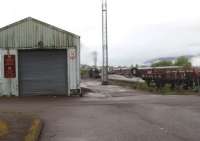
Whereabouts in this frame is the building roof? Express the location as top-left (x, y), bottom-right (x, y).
top-left (0, 17), bottom-right (79, 38)
top-left (0, 17), bottom-right (80, 49)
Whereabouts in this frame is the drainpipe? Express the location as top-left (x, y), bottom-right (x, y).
top-left (6, 49), bottom-right (12, 96)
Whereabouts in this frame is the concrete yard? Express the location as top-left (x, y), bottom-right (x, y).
top-left (0, 79), bottom-right (200, 141)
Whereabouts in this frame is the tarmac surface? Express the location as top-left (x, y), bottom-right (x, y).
top-left (0, 79), bottom-right (200, 141)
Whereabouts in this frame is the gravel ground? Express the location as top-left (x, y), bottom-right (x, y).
top-left (0, 79), bottom-right (199, 141)
top-left (109, 74), bottom-right (145, 83)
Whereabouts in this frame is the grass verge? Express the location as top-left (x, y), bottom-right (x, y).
top-left (24, 118), bottom-right (43, 141)
top-left (109, 79), bottom-right (199, 95)
top-left (0, 119), bottom-right (9, 138)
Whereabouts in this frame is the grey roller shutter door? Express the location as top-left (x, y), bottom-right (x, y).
top-left (19, 50), bottom-right (67, 96)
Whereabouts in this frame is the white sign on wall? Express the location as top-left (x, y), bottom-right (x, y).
top-left (69, 48), bottom-right (76, 60)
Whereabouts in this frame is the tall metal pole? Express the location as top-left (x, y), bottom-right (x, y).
top-left (102, 0), bottom-right (109, 85)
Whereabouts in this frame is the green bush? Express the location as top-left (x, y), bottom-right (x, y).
top-left (80, 69), bottom-right (88, 77)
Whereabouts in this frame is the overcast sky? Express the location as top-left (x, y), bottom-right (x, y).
top-left (1, 0), bottom-right (200, 66)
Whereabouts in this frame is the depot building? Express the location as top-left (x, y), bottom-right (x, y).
top-left (0, 17), bottom-right (80, 96)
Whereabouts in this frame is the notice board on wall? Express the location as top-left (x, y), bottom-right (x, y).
top-left (4, 55), bottom-right (16, 78)
top-left (69, 48), bottom-right (76, 60)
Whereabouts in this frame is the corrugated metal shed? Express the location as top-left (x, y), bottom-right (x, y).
top-left (0, 17), bottom-right (80, 49)
top-left (0, 17), bottom-right (81, 96)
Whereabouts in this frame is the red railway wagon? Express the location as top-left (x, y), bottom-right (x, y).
top-left (131, 66), bottom-right (200, 90)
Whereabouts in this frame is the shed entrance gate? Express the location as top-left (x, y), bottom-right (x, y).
top-left (18, 50), bottom-right (67, 96)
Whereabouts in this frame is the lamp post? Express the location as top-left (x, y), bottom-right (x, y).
top-left (102, 0), bottom-right (109, 85)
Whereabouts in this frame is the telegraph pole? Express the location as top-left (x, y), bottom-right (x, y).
top-left (102, 0), bottom-right (109, 85)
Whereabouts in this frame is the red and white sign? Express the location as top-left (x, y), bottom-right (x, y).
top-left (4, 55), bottom-right (16, 78)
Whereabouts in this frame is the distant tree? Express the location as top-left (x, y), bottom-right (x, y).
top-left (151, 61), bottom-right (173, 67)
top-left (174, 56), bottom-right (191, 68)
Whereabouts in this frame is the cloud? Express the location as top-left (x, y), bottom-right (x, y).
top-left (1, 0), bottom-right (200, 66)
